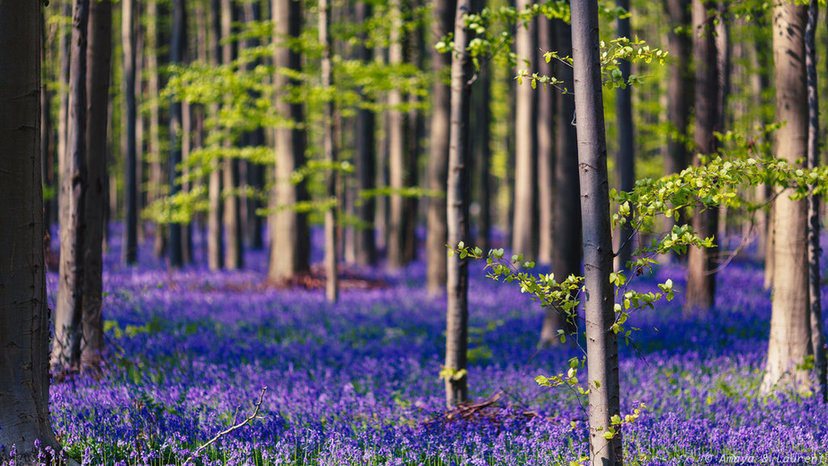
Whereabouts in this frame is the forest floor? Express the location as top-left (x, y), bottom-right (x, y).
top-left (47, 225), bottom-right (828, 465)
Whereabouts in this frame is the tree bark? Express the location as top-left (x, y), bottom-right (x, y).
top-left (0, 3), bottom-right (62, 461)
top-left (540, 19), bottom-right (581, 346)
top-left (426, 0), bottom-right (455, 294)
top-left (222, 0), bottom-right (244, 270)
top-left (168, 0), bottom-right (186, 268)
top-left (684, 0), bottom-right (720, 313)
top-left (387, 0), bottom-right (409, 269)
top-left (320, 0), bottom-right (339, 302)
top-left (54, 0), bottom-right (90, 371)
top-left (512, 1), bottom-right (538, 259)
top-left (147, 0), bottom-right (166, 260)
top-left (82, 0), bottom-right (111, 371)
top-left (269, 0), bottom-right (311, 281)
top-left (615, 0), bottom-right (634, 272)
top-left (57, 0), bottom-right (72, 232)
top-left (122, 0), bottom-right (138, 264)
top-left (571, 2), bottom-right (623, 463)
top-left (762, 1), bottom-right (811, 394)
top-left (536, 16), bottom-right (555, 265)
top-left (445, 0), bottom-right (474, 407)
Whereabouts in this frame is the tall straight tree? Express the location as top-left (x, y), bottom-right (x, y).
top-left (387, 0), bottom-right (410, 269)
top-left (208, 0), bottom-right (224, 271)
top-left (445, 0), bottom-right (474, 407)
top-left (0, 2), bottom-right (62, 461)
top-left (122, 0), bottom-right (138, 264)
top-left (571, 1), bottom-right (623, 462)
top-left (270, 0), bottom-right (311, 281)
top-left (615, 0), bottom-right (634, 271)
top-left (536, 15), bottom-right (555, 265)
top-left (684, 0), bottom-right (719, 313)
top-left (168, 0), bottom-right (187, 268)
top-left (763, 1), bottom-right (811, 393)
top-left (222, 0), bottom-right (244, 269)
top-left (426, 0), bottom-right (456, 294)
top-left (54, 0), bottom-right (90, 371)
top-left (805, 0), bottom-right (826, 401)
top-left (320, 0), bottom-right (338, 302)
top-left (512, 0), bottom-right (538, 259)
top-left (540, 18), bottom-right (581, 346)
top-left (83, 0), bottom-right (112, 370)
top-left (354, 1), bottom-right (378, 266)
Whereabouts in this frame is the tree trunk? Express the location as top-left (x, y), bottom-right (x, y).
top-left (54, 0), bottom-right (90, 371)
top-left (684, 0), bottom-right (720, 313)
top-left (41, 13), bottom-right (56, 232)
top-left (615, 0), bottom-right (634, 272)
top-left (512, 0), bottom-right (538, 259)
top-left (354, 1), bottom-right (378, 266)
top-left (168, 0), bottom-right (186, 268)
top-left (536, 16), bottom-right (555, 265)
top-left (122, 0), bottom-right (138, 264)
top-left (540, 19), bottom-right (581, 346)
top-left (762, 1), bottom-right (811, 394)
top-left (426, 0), bottom-right (455, 294)
top-left (222, 0), bottom-right (243, 270)
top-left (445, 0), bottom-right (474, 408)
top-left (207, 0), bottom-right (224, 271)
top-left (475, 58), bottom-right (492, 254)
top-left (147, 0), bottom-right (166, 260)
top-left (0, 3), bottom-right (62, 462)
top-left (82, 0), bottom-right (111, 372)
top-left (387, 0), bottom-right (408, 269)
top-left (571, 2), bottom-right (623, 463)
top-left (242, 1), bottom-right (265, 251)
top-left (805, 0), bottom-right (826, 402)
top-left (269, 0), bottom-right (311, 281)
top-left (57, 0), bottom-right (72, 232)
top-left (320, 0), bottom-right (339, 302)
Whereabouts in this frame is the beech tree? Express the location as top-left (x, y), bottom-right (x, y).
top-left (320, 0), bottom-right (339, 302)
top-left (615, 0), bottom-right (634, 272)
top-left (0, 2), bottom-right (62, 461)
top-left (168, 0), bottom-right (187, 268)
top-left (122, 0), bottom-right (138, 265)
top-left (763, 0), bottom-right (811, 394)
top-left (571, 1), bottom-right (623, 462)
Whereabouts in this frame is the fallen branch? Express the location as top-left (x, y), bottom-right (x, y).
top-left (182, 386), bottom-right (267, 466)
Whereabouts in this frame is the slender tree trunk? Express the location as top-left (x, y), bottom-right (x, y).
top-left (0, 3), bottom-right (62, 462)
top-left (571, 2), bottom-right (623, 463)
top-left (207, 1), bottom-right (224, 271)
top-left (475, 59), bottom-right (492, 254)
top-left (222, 0), bottom-right (243, 269)
top-left (269, 0), bottom-right (311, 281)
top-left (57, 0), bottom-right (72, 228)
top-left (445, 0), bottom-right (474, 408)
top-left (512, 0), bottom-right (538, 259)
top-left (426, 0), bottom-right (455, 294)
top-left (615, 0), bottom-right (634, 272)
top-left (387, 0), bottom-right (408, 269)
top-left (319, 0), bottom-right (339, 302)
top-left (684, 0), bottom-right (720, 313)
top-left (168, 0), bottom-right (186, 268)
top-left (805, 0), bottom-right (826, 402)
top-left (536, 16), bottom-right (554, 265)
top-left (82, 0), bottom-right (111, 372)
top-left (242, 1), bottom-right (265, 251)
top-left (541, 19), bottom-right (581, 346)
top-left (355, 1), bottom-right (378, 266)
top-left (762, 1), bottom-right (811, 394)
top-left (147, 0), bottom-right (166, 259)
top-left (122, 0), bottom-right (138, 264)
top-left (41, 14), bottom-right (55, 233)
top-left (54, 0), bottom-right (90, 371)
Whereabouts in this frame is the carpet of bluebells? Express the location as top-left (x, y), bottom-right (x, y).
top-left (45, 226), bottom-right (828, 465)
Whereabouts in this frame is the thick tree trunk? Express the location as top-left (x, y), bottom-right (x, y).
top-left (320, 0), bottom-right (339, 302)
top-left (445, 0), bottom-right (474, 407)
top-left (615, 0), bottom-right (634, 272)
top-left (269, 0), bottom-right (311, 281)
top-left (512, 0), bottom-right (538, 259)
top-left (354, 2), bottom-right (378, 266)
top-left (762, 1), bottom-right (811, 394)
top-left (82, 0), bottom-right (111, 371)
top-left (571, 3), bottom-right (623, 463)
top-left (540, 19), bottom-right (581, 346)
top-left (122, 0), bottom-right (138, 264)
top-left (536, 16), bottom-right (554, 265)
top-left (222, 0), bottom-right (244, 270)
top-left (805, 0), bottom-right (826, 402)
top-left (54, 0), bottom-right (90, 371)
top-left (426, 0), bottom-right (455, 294)
top-left (168, 0), bottom-right (186, 267)
top-left (387, 0), bottom-right (408, 269)
top-left (684, 0), bottom-right (720, 313)
top-left (0, 3), bottom-right (61, 462)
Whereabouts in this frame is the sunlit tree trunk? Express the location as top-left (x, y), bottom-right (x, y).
top-left (207, 0), bottom-right (225, 271)
top-left (57, 0), bottom-right (71, 230)
top-left (571, 2), bottom-right (623, 463)
top-left (122, 0), bottom-right (138, 264)
top-left (445, 0), bottom-right (474, 407)
top-left (0, 4), bottom-right (61, 459)
top-left (684, 0), bottom-right (719, 313)
top-left (387, 0), bottom-right (408, 269)
top-left (269, 0), bottom-right (311, 281)
top-left (762, 0), bottom-right (811, 394)
top-left (222, 0), bottom-right (243, 270)
top-left (320, 0), bottom-right (339, 302)
top-left (54, 0), bottom-right (90, 371)
top-left (426, 0), bottom-right (455, 294)
top-left (82, 0), bottom-right (111, 371)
